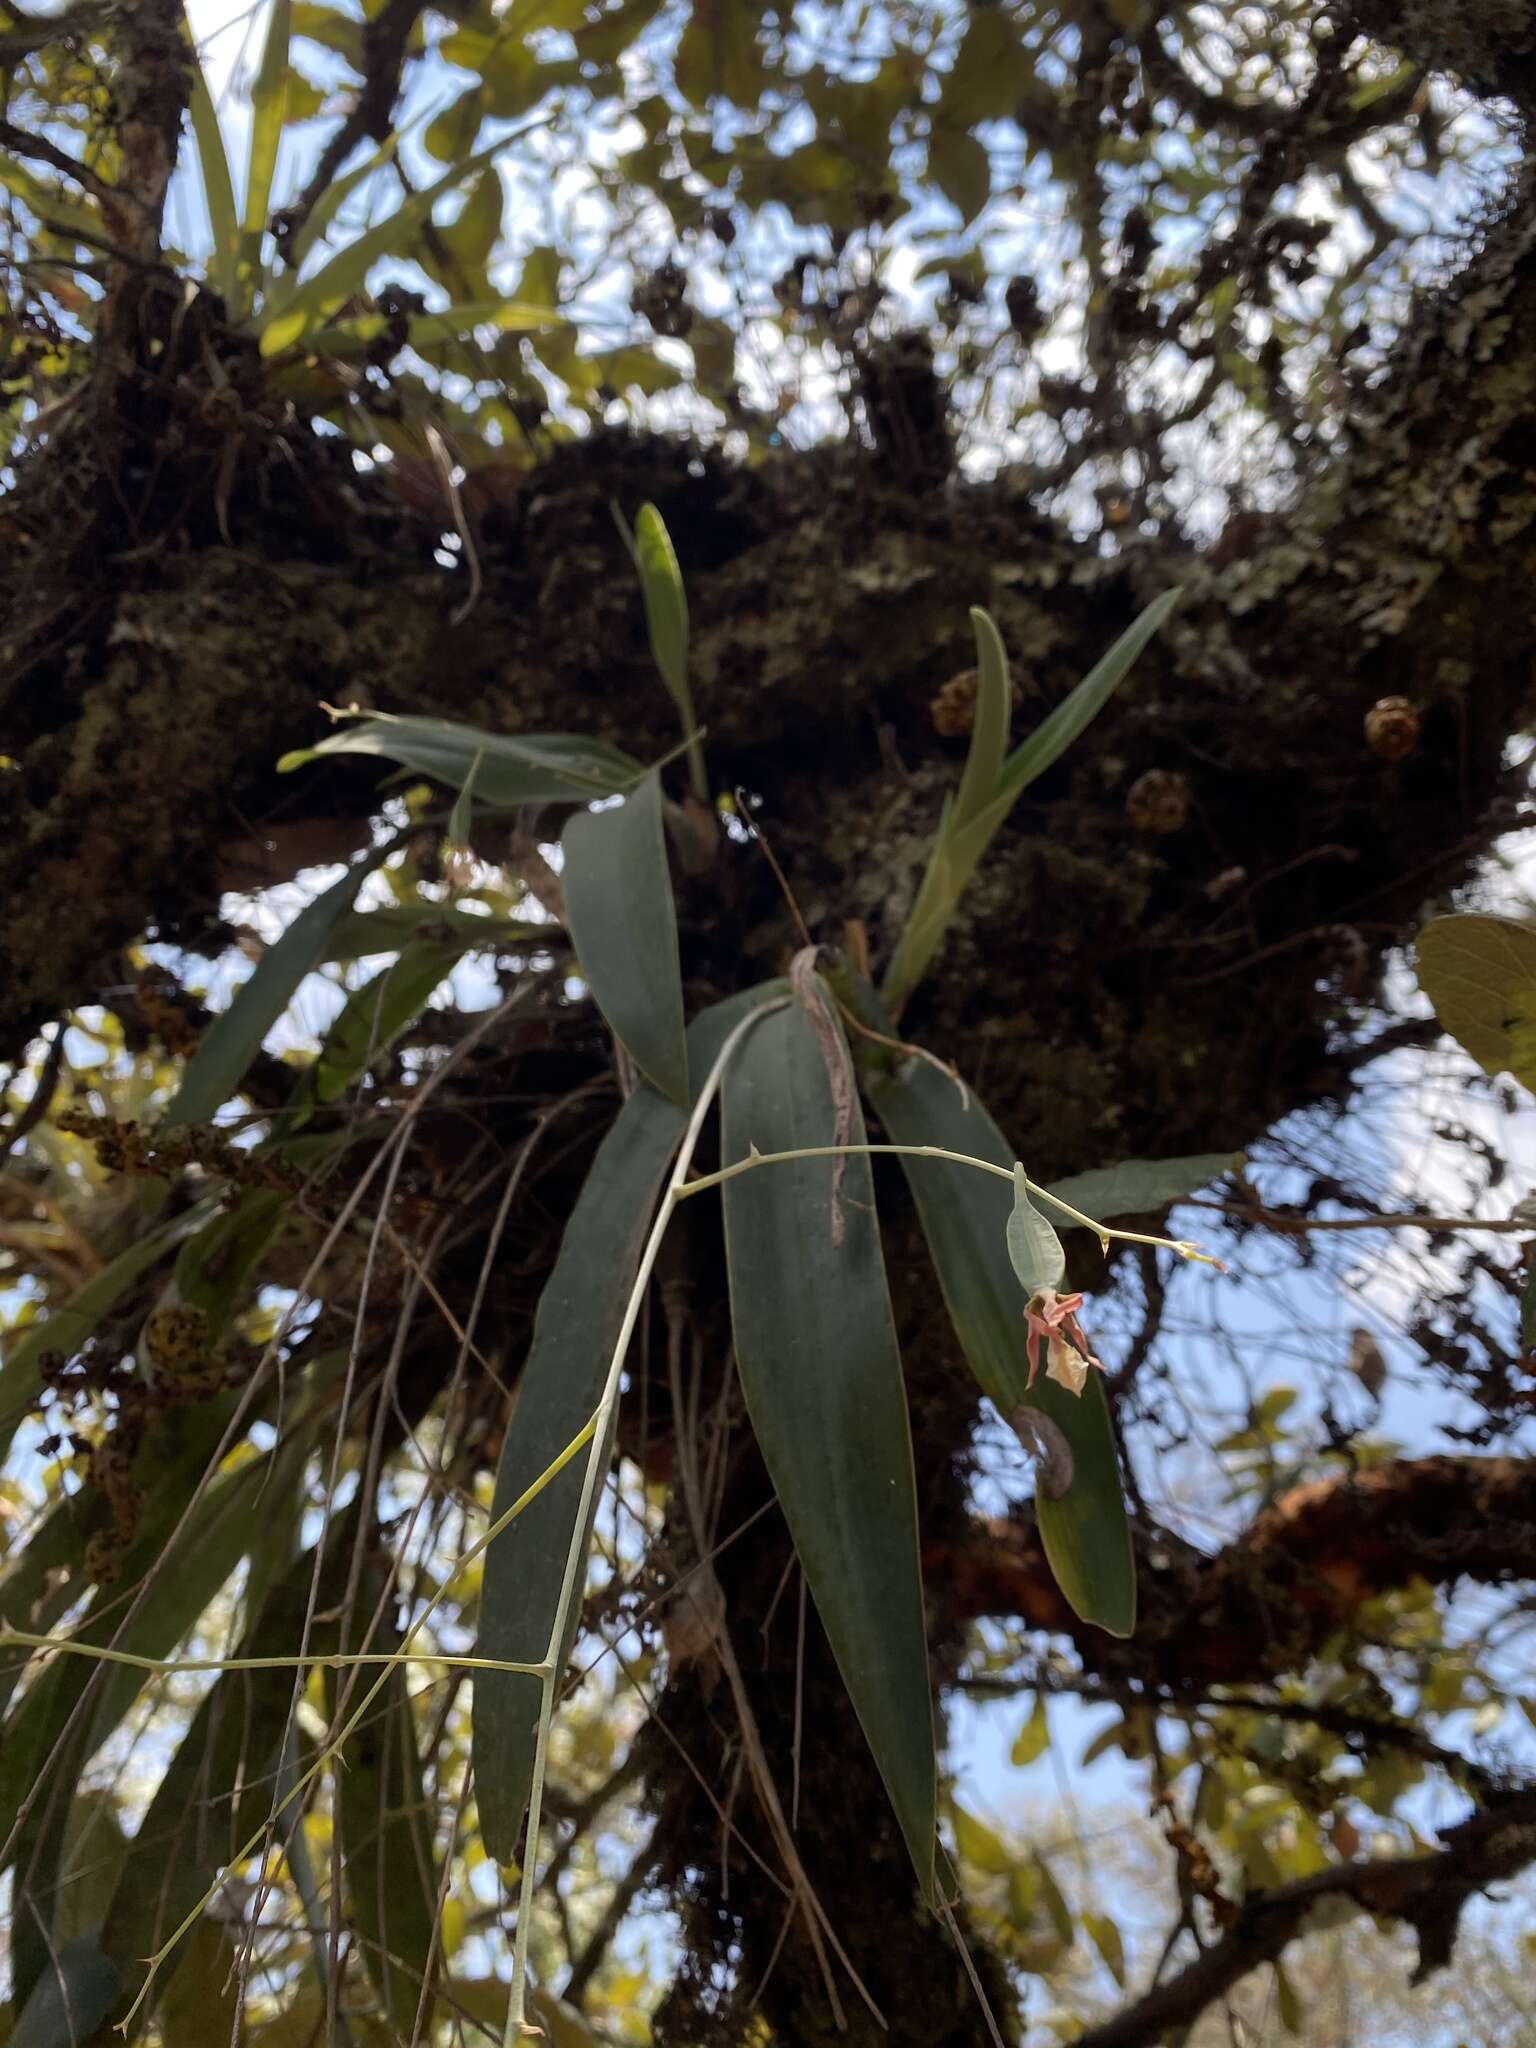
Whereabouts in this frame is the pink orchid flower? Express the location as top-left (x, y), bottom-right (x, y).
top-left (1023, 1288), bottom-right (1104, 1397)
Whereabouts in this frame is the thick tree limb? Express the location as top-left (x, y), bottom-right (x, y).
top-left (929, 1455), bottom-right (1536, 1684)
top-left (1072, 1787), bottom-right (1536, 2048)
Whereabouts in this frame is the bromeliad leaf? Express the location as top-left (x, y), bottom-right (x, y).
top-left (563, 771), bottom-right (688, 1105)
top-left (1008, 1165), bottom-right (1066, 1296)
top-left (721, 998), bottom-right (937, 1899)
top-left (865, 1054), bottom-right (1136, 1637)
top-left (278, 710), bottom-right (642, 807)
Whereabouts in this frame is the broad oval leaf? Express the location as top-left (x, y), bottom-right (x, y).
top-left (278, 710), bottom-right (641, 808)
top-left (563, 772), bottom-right (688, 1105)
top-left (473, 988), bottom-right (779, 1861)
top-left (865, 1055), bottom-right (1136, 1637)
top-left (722, 999), bottom-right (937, 1899)
top-left (1416, 912), bottom-right (1536, 1087)
top-left (1008, 1165), bottom-right (1066, 1295)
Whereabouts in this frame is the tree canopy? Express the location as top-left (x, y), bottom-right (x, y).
top-left (1, 3), bottom-right (1535, 2046)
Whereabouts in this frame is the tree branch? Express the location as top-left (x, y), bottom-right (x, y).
top-left (929, 1456), bottom-right (1536, 1685)
top-left (1073, 1788), bottom-right (1536, 2048)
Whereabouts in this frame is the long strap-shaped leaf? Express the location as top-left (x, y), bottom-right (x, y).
top-left (327, 1565), bottom-right (441, 2037)
top-left (563, 770), bottom-right (689, 1105)
top-left (866, 1056), bottom-right (1137, 1638)
top-left (473, 987), bottom-right (779, 1860)
top-left (722, 1000), bottom-right (937, 1900)
top-left (162, 848), bottom-right (383, 1130)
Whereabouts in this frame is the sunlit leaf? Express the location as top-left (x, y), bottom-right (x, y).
top-left (1416, 912), bottom-right (1536, 1087)
top-left (184, 33), bottom-right (241, 307)
top-left (243, 0), bottom-right (292, 256)
top-left (1083, 1909), bottom-right (1126, 1986)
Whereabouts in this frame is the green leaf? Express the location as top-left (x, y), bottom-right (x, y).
top-left (1008, 1164), bottom-right (1066, 1296)
top-left (563, 773), bottom-right (688, 1105)
top-left (722, 1001), bottom-right (937, 1899)
top-left (941, 9), bottom-right (1025, 125)
top-left (0, 1202), bottom-right (216, 1465)
top-left (243, 0), bottom-right (292, 253)
top-left (271, 121), bottom-right (417, 291)
top-left (449, 746), bottom-right (484, 847)
top-left (954, 607), bottom-right (1011, 827)
top-left (262, 138), bottom-right (505, 343)
top-left (1416, 912), bottom-right (1536, 1087)
top-left (971, 585), bottom-right (1182, 843)
top-left (864, 1055), bottom-right (1136, 1636)
top-left (174, 1187), bottom-right (289, 1326)
top-left (325, 902), bottom-right (546, 958)
top-left (883, 588), bottom-right (1179, 1010)
top-left (473, 988), bottom-right (778, 1859)
top-left (2, 1445), bottom-right (280, 2012)
top-left (290, 298), bottom-right (561, 361)
top-left (97, 1530), bottom-right (351, 2017)
top-left (1042, 1152), bottom-right (1236, 1223)
top-left (950, 1799), bottom-right (1012, 1875)
top-left (161, 851), bottom-right (380, 1130)
top-left (1274, 1959), bottom-right (1303, 2034)
top-left (439, 166), bottom-right (504, 289)
top-left (309, 936), bottom-right (465, 1104)
top-left (1011, 1696), bottom-right (1049, 1766)
top-left (632, 502), bottom-right (689, 706)
top-left (674, 0), bottom-right (766, 107)
top-left (277, 710), bottom-right (641, 807)
top-left (9, 1933), bottom-right (122, 2048)
top-left (328, 1567), bottom-right (440, 2036)
top-left (184, 33), bottom-right (241, 307)
top-left (1083, 1909), bottom-right (1126, 1987)
top-left (1034, 1853), bottom-right (1074, 1944)
top-left (928, 126), bottom-right (991, 222)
